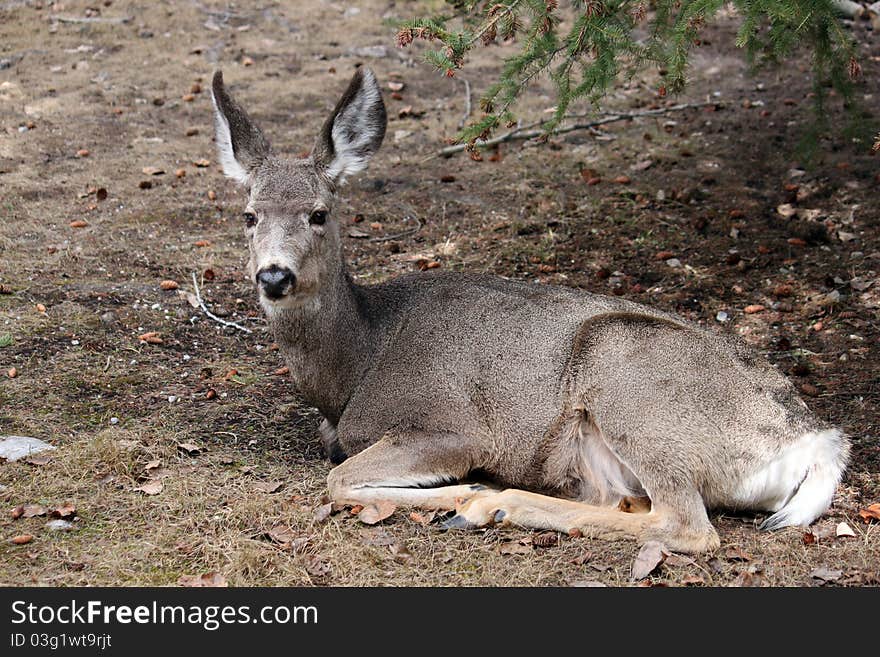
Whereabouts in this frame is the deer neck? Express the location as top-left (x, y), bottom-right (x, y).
top-left (267, 258), bottom-right (374, 424)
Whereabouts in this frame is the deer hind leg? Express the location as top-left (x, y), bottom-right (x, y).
top-left (447, 487), bottom-right (719, 554)
top-left (327, 437), bottom-right (496, 511)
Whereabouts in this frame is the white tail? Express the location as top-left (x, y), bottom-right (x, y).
top-left (759, 429), bottom-right (849, 530)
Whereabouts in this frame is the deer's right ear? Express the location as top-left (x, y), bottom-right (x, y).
top-left (211, 71), bottom-right (270, 185)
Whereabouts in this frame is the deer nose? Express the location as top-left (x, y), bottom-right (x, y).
top-left (256, 266), bottom-right (296, 299)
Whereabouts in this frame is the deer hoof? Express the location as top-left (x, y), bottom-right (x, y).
top-left (440, 514), bottom-right (478, 531)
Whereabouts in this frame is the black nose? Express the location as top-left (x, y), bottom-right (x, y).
top-left (256, 266), bottom-right (295, 299)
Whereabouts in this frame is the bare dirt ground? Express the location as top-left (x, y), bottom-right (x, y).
top-left (0, 1), bottom-right (878, 586)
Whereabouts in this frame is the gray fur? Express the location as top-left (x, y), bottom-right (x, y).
top-left (211, 69), bottom-right (849, 552)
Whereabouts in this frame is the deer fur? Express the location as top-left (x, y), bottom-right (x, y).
top-left (210, 68), bottom-right (849, 553)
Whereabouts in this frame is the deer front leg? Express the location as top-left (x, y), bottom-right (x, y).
top-left (327, 436), bottom-right (496, 511)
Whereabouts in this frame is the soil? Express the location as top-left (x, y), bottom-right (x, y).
top-left (0, 1), bottom-right (877, 586)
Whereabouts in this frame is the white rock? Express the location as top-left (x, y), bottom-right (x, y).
top-left (0, 436), bottom-right (56, 462)
top-left (46, 519), bottom-right (75, 532)
top-left (665, 258), bottom-right (682, 268)
top-left (716, 311), bottom-right (729, 323)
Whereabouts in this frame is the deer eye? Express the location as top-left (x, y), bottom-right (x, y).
top-left (243, 212), bottom-right (257, 228)
top-left (309, 209), bottom-right (328, 226)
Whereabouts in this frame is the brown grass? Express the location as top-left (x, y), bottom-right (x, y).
top-left (1, 0), bottom-right (878, 586)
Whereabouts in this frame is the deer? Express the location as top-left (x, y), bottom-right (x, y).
top-left (210, 67), bottom-right (849, 553)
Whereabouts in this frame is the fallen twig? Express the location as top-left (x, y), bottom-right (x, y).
top-left (49, 14), bottom-right (133, 24)
top-left (191, 273), bottom-right (252, 333)
top-left (370, 214), bottom-right (422, 243)
top-left (437, 102), bottom-right (719, 157)
top-left (457, 78), bottom-right (472, 130)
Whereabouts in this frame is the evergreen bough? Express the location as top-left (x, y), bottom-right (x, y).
top-left (396, 1), bottom-right (861, 149)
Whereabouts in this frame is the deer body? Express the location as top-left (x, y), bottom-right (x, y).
top-left (212, 68), bottom-right (848, 553)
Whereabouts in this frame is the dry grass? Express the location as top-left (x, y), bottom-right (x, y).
top-left (1, 0), bottom-right (878, 586)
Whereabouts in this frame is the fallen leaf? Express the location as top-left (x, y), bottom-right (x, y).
top-left (144, 459), bottom-right (161, 471)
top-left (664, 553), bottom-right (696, 568)
top-left (192, 159), bottom-right (211, 168)
top-left (178, 572), bottom-right (227, 587)
top-left (569, 580), bottom-right (607, 587)
top-left (858, 503), bottom-right (880, 523)
top-left (654, 250), bottom-right (675, 261)
top-left (272, 366), bottom-right (289, 376)
top-left (160, 280), bottom-right (179, 291)
top-left (387, 81), bottom-right (405, 92)
top-left (178, 290), bottom-right (200, 308)
top-left (11, 534), bottom-right (34, 545)
top-left (732, 570), bottom-right (762, 587)
top-left (499, 541), bottom-right (533, 556)
top-left (612, 175), bottom-right (631, 184)
top-left (175, 168), bottom-right (186, 178)
top-left (142, 166), bottom-right (165, 176)
top-left (135, 480), bottom-right (163, 495)
top-left (358, 501), bottom-right (397, 525)
top-left (176, 442), bottom-right (202, 456)
top-left (569, 551), bottom-right (593, 566)
top-left (24, 453), bottom-right (53, 466)
top-left (22, 504), bottom-right (47, 518)
top-left (632, 541), bottom-right (667, 580)
top-left (7, 367), bottom-right (17, 378)
top-left (266, 525), bottom-right (297, 544)
top-left (409, 511), bottom-right (436, 525)
top-left (835, 522), bottom-right (855, 538)
top-left (306, 557), bottom-right (331, 578)
top-left (69, 220), bottom-right (88, 228)
top-left (11, 506), bottom-right (24, 519)
top-left (744, 304), bottom-right (765, 314)
top-left (254, 480), bottom-right (283, 494)
top-left (724, 546), bottom-right (751, 562)
top-left (810, 567), bottom-right (842, 583)
top-left (50, 502), bottom-right (76, 519)
top-left (313, 502), bottom-right (334, 523)
top-left (389, 543), bottom-right (412, 563)
top-left (193, 239), bottom-right (211, 247)
top-left (680, 574), bottom-right (705, 586)
top-left (76, 149), bottom-right (90, 157)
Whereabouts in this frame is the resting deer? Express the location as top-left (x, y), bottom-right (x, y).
top-left (210, 68), bottom-right (848, 553)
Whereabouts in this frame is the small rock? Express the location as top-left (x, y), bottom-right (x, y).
top-left (100, 311), bottom-right (117, 325)
top-left (715, 311), bottom-right (729, 323)
top-left (46, 519), bottom-right (75, 532)
top-left (665, 258), bottom-right (682, 268)
top-left (0, 436), bottom-right (56, 462)
top-left (110, 417), bottom-right (119, 425)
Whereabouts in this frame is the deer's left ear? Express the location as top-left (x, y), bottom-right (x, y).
top-left (313, 67), bottom-right (386, 184)
top-left (211, 70), bottom-right (271, 185)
